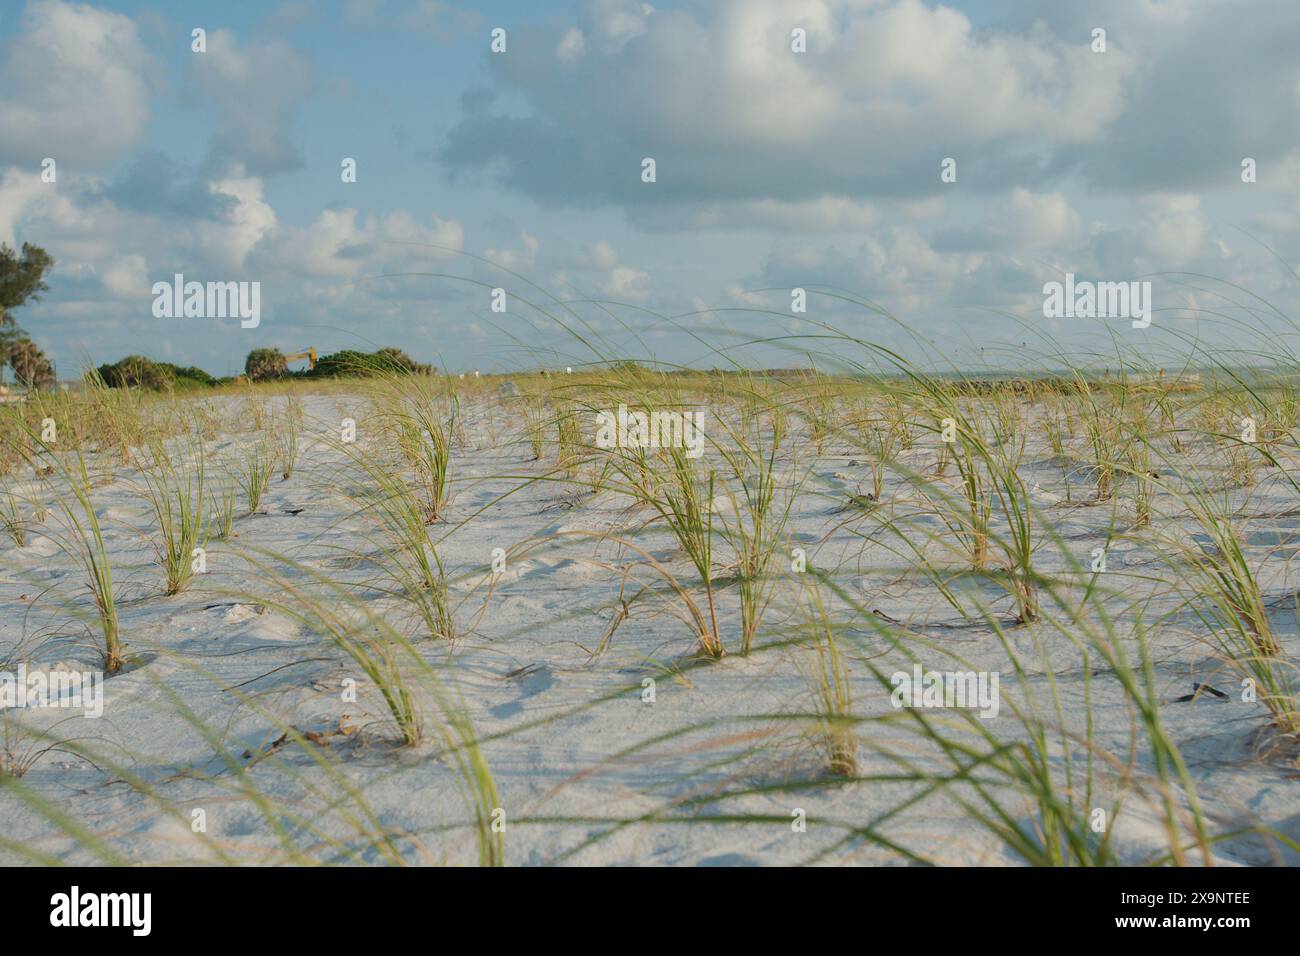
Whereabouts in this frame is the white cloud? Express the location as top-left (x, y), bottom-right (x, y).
top-left (2, 161), bottom-right (466, 368)
top-left (100, 254), bottom-right (149, 300)
top-left (450, 0), bottom-right (1138, 206)
top-left (566, 241), bottom-right (651, 300)
top-left (557, 27), bottom-right (586, 62)
top-left (199, 174), bottom-right (278, 272)
top-left (0, 168), bottom-right (53, 248)
top-left (726, 287), bottom-right (772, 307)
top-left (0, 0), bottom-right (155, 168)
top-left (1136, 194), bottom-right (1209, 267)
top-left (590, 0), bottom-right (654, 50)
top-left (604, 264), bottom-right (649, 300)
top-left (485, 231), bottom-right (540, 272)
top-left (898, 197), bottom-right (946, 222)
top-left (192, 30), bottom-right (313, 175)
top-left (578, 241), bottom-right (619, 270)
top-left (1005, 189), bottom-right (1081, 249)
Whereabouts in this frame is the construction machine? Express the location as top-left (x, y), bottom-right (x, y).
top-left (284, 348), bottom-right (318, 370)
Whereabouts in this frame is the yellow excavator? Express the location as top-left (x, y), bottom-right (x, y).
top-left (284, 348), bottom-right (317, 370)
top-left (235, 348), bottom-right (317, 383)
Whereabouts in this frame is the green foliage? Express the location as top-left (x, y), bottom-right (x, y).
top-left (94, 357), bottom-right (217, 391)
top-left (245, 348), bottom-right (287, 382)
top-left (172, 365), bottom-right (218, 388)
top-left (92, 347), bottom-right (429, 392)
top-left (309, 347), bottom-right (430, 378)
top-left (7, 338), bottom-right (56, 389)
top-left (0, 242), bottom-right (55, 380)
top-left (96, 355), bottom-right (175, 391)
top-left (0, 242), bottom-right (53, 327)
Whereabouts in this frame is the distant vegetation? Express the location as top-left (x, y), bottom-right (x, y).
top-left (243, 346), bottom-right (430, 382)
top-left (0, 241), bottom-right (56, 389)
top-left (244, 348), bottom-right (288, 381)
top-left (93, 346), bottom-right (432, 390)
top-left (310, 347), bottom-right (431, 379)
top-left (95, 356), bottom-right (220, 391)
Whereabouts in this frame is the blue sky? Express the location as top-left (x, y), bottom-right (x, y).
top-left (3, 0), bottom-right (1300, 376)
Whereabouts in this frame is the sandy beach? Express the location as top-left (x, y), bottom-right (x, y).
top-left (1, 375), bottom-right (1295, 866)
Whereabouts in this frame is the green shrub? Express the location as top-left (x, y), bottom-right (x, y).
top-left (97, 355), bottom-right (173, 390)
top-left (245, 348), bottom-right (287, 382)
top-left (309, 347), bottom-right (430, 378)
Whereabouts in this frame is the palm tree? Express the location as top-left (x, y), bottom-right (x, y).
top-left (245, 348), bottom-right (288, 381)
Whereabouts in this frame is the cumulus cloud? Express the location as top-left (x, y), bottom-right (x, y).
top-left (577, 241), bottom-right (619, 271)
top-left (256, 208), bottom-right (464, 278)
top-left (192, 30), bottom-right (314, 176)
top-left (935, 189), bottom-right (1085, 253)
top-left (1134, 194), bottom-right (1210, 268)
top-left (589, 0), bottom-right (654, 51)
top-left (557, 27), bottom-right (586, 62)
top-left (0, 0), bottom-right (155, 168)
top-left (603, 263), bottom-right (650, 300)
top-left (0, 167), bottom-right (53, 248)
top-left (100, 254), bottom-right (149, 300)
top-left (7, 0), bottom-right (1300, 373)
top-left (557, 241), bottom-right (651, 301)
top-left (1036, 0), bottom-right (1300, 190)
top-left (484, 231), bottom-right (540, 272)
top-left (442, 0), bottom-right (1138, 212)
top-left (3, 158), bottom-right (468, 369)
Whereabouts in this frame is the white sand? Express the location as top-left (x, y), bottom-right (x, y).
top-left (1, 389), bottom-right (1296, 865)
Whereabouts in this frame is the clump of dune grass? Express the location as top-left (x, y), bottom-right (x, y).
top-left (0, 482), bottom-right (29, 547)
top-left (797, 580), bottom-right (857, 777)
top-left (231, 548), bottom-right (502, 862)
top-left (236, 441), bottom-right (274, 515)
top-left (24, 440), bottom-right (123, 673)
top-left (411, 393), bottom-right (457, 522)
top-left (1079, 381), bottom-right (1123, 502)
top-left (582, 391), bottom-right (729, 656)
top-left (1151, 481), bottom-right (1297, 737)
top-left (646, 442), bottom-right (724, 658)
top-left (937, 410), bottom-right (992, 571)
top-left (1124, 427), bottom-right (1155, 529)
top-left (1, 711), bottom-right (61, 779)
top-left (139, 436), bottom-right (208, 596)
top-left (251, 554), bottom-right (423, 746)
top-left (891, 376), bottom-right (1039, 622)
top-left (344, 442), bottom-right (456, 642)
top-left (555, 403), bottom-right (583, 478)
top-left (855, 403), bottom-right (898, 503)
top-left (525, 400), bottom-right (547, 461)
top-left (71, 367), bottom-right (149, 464)
top-left (377, 376), bottom-right (458, 523)
top-left (714, 402), bottom-right (799, 654)
top-left (1182, 492), bottom-right (1277, 655)
top-left (278, 396), bottom-right (303, 481)
top-left (242, 393), bottom-right (271, 433)
top-left (207, 480), bottom-right (237, 540)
